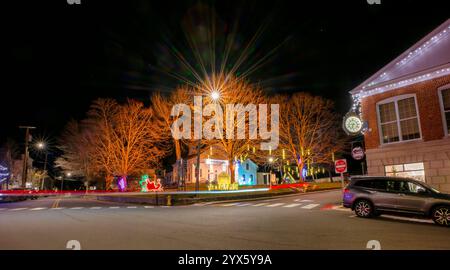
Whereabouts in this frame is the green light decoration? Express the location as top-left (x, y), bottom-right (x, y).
top-left (139, 174), bottom-right (150, 192)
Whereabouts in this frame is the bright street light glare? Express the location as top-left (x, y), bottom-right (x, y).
top-left (36, 141), bottom-right (45, 149)
top-left (211, 91), bottom-right (220, 101)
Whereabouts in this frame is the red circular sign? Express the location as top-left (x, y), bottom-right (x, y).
top-left (351, 147), bottom-right (365, 160)
top-left (335, 159), bottom-right (347, 173)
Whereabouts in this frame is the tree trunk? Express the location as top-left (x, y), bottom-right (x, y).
top-left (328, 167), bottom-right (333, 183)
top-left (229, 160), bottom-right (235, 184)
top-left (174, 139), bottom-right (181, 160)
top-left (175, 139), bottom-right (182, 189)
top-left (105, 175), bottom-right (114, 190)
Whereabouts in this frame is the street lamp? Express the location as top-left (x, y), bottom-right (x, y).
top-left (35, 141), bottom-right (48, 190)
top-left (211, 90), bottom-right (220, 101)
top-left (61, 172), bottom-right (71, 191)
top-left (194, 90), bottom-right (221, 193)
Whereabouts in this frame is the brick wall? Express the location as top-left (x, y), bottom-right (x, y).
top-left (361, 74), bottom-right (450, 149)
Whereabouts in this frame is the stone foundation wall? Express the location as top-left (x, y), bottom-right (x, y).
top-left (366, 137), bottom-right (450, 193)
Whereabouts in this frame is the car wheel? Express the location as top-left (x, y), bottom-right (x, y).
top-left (354, 200), bottom-right (373, 218)
top-left (432, 206), bottom-right (450, 227)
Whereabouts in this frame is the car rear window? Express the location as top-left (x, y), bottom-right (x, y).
top-left (353, 180), bottom-right (387, 190)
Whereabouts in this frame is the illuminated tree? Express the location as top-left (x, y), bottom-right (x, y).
top-left (87, 99), bottom-right (164, 190)
top-left (151, 86), bottom-right (194, 161)
top-left (195, 75), bottom-right (265, 183)
top-left (271, 93), bottom-right (346, 181)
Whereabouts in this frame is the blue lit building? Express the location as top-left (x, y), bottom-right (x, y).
top-left (235, 159), bottom-right (258, 186)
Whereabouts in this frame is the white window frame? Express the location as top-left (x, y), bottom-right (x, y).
top-left (438, 83), bottom-right (450, 137)
top-left (376, 94), bottom-right (422, 145)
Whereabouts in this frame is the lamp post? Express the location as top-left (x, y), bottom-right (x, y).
top-left (62, 172), bottom-right (71, 192)
top-left (19, 126), bottom-right (36, 188)
top-left (36, 141), bottom-right (48, 190)
top-left (195, 90), bottom-right (221, 193)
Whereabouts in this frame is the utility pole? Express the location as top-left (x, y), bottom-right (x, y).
top-left (40, 150), bottom-right (48, 190)
top-left (19, 126), bottom-right (36, 188)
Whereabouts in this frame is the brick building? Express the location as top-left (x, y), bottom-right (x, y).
top-left (350, 19), bottom-right (450, 192)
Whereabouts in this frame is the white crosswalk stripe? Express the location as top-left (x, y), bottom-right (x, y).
top-left (283, 203), bottom-right (302, 208)
top-left (144, 206), bottom-right (154, 208)
top-left (236, 203), bottom-right (252, 207)
top-left (10, 208), bottom-right (27, 211)
top-left (295, 199), bottom-right (313, 202)
top-left (221, 203), bottom-right (240, 207)
top-left (266, 203), bottom-right (285, 207)
top-left (30, 207), bottom-right (47, 211)
top-left (51, 207), bottom-right (64, 210)
top-left (127, 206), bottom-right (137, 209)
top-left (301, 203), bottom-right (320, 209)
top-left (0, 208), bottom-right (6, 211)
top-left (70, 207), bottom-right (84, 209)
top-left (90, 207), bottom-right (102, 209)
top-left (109, 206), bottom-right (120, 209)
top-left (330, 205), bottom-right (350, 212)
top-left (252, 203), bottom-right (269, 207)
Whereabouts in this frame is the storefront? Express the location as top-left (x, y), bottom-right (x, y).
top-left (345, 19), bottom-right (450, 193)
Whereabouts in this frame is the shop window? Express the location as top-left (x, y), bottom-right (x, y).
top-left (385, 162), bottom-right (425, 182)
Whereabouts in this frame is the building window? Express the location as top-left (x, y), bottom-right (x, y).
top-left (377, 95), bottom-right (421, 144)
top-left (439, 87), bottom-right (450, 135)
top-left (246, 163), bottom-right (249, 171)
top-left (385, 162), bottom-right (425, 182)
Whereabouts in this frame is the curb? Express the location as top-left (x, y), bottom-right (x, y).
top-left (91, 187), bottom-right (342, 206)
top-left (204, 188), bottom-right (342, 205)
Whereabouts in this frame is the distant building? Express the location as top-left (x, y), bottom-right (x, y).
top-left (172, 144), bottom-right (260, 185)
top-left (350, 19), bottom-right (450, 192)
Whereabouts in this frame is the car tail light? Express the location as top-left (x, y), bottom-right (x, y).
top-left (344, 188), bottom-right (350, 193)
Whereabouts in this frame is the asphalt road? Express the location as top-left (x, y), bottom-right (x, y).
top-left (0, 190), bottom-right (449, 250)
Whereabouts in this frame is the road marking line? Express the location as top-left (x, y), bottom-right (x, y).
top-left (0, 208), bottom-right (6, 211)
top-left (331, 205), bottom-right (350, 211)
top-left (301, 203), bottom-right (320, 209)
top-left (296, 199), bottom-right (313, 202)
top-left (52, 198), bottom-right (61, 209)
top-left (9, 208), bottom-right (27, 211)
top-left (51, 207), bottom-right (64, 210)
top-left (30, 207), bottom-right (47, 211)
top-left (266, 203), bottom-right (285, 207)
top-left (127, 206), bottom-right (137, 209)
top-left (109, 206), bottom-right (120, 209)
top-left (381, 215), bottom-right (434, 224)
top-left (70, 207), bottom-right (84, 209)
top-left (90, 207), bottom-right (102, 209)
top-left (252, 203), bottom-right (269, 207)
top-left (144, 206), bottom-right (154, 208)
top-left (283, 203), bottom-right (302, 208)
top-left (236, 203), bottom-right (252, 207)
top-left (220, 203), bottom-right (239, 207)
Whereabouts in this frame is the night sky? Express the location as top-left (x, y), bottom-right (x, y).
top-left (3, 0), bottom-right (449, 146)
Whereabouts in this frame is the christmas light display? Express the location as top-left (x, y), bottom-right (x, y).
top-left (117, 177), bottom-right (127, 192)
top-left (139, 174), bottom-right (163, 192)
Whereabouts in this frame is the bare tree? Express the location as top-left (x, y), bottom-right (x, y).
top-left (87, 99), bottom-right (164, 190)
top-left (151, 86), bottom-right (194, 160)
top-left (55, 120), bottom-right (96, 187)
top-left (271, 93), bottom-right (346, 181)
top-left (194, 76), bottom-right (265, 183)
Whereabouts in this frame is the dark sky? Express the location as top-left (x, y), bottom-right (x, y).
top-left (2, 0), bottom-right (449, 145)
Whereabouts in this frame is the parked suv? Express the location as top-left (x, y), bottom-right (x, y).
top-left (343, 176), bottom-right (450, 226)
